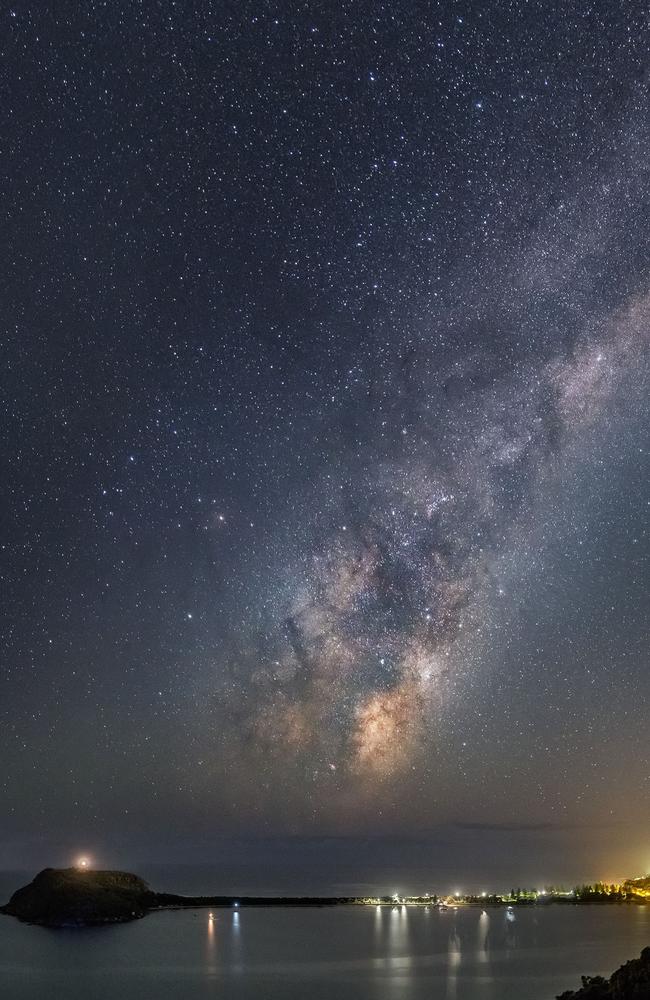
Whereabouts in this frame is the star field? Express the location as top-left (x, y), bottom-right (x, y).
top-left (1, 1), bottom-right (649, 880)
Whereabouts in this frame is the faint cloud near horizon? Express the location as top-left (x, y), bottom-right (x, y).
top-left (453, 820), bottom-right (624, 833)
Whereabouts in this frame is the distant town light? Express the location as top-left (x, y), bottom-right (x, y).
top-left (76, 856), bottom-right (91, 870)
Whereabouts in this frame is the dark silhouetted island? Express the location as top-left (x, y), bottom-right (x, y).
top-left (1, 868), bottom-right (156, 927)
top-left (557, 947), bottom-right (650, 999)
top-left (0, 868), bottom-right (359, 927)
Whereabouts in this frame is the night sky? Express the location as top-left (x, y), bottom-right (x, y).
top-left (1, 2), bottom-right (649, 892)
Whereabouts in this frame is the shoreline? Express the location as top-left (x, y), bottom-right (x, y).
top-left (2, 868), bottom-right (647, 929)
top-left (153, 896), bottom-right (646, 908)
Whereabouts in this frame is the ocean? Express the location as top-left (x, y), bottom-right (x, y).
top-left (1, 893), bottom-right (649, 999)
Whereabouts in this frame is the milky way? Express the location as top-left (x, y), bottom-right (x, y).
top-left (228, 114), bottom-right (650, 794)
top-left (242, 282), bottom-right (649, 789)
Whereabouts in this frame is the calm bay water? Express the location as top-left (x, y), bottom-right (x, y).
top-left (1, 903), bottom-right (649, 999)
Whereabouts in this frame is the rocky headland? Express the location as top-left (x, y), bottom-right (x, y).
top-left (557, 947), bottom-right (650, 999)
top-left (0, 868), bottom-right (354, 927)
top-left (0, 868), bottom-right (156, 927)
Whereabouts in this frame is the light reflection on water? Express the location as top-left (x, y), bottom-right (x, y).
top-left (1, 904), bottom-right (649, 1000)
top-left (477, 909), bottom-right (490, 965)
top-left (205, 911), bottom-right (217, 975)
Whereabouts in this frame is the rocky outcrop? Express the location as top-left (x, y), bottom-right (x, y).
top-left (0, 868), bottom-right (155, 927)
top-left (557, 946), bottom-right (650, 999)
